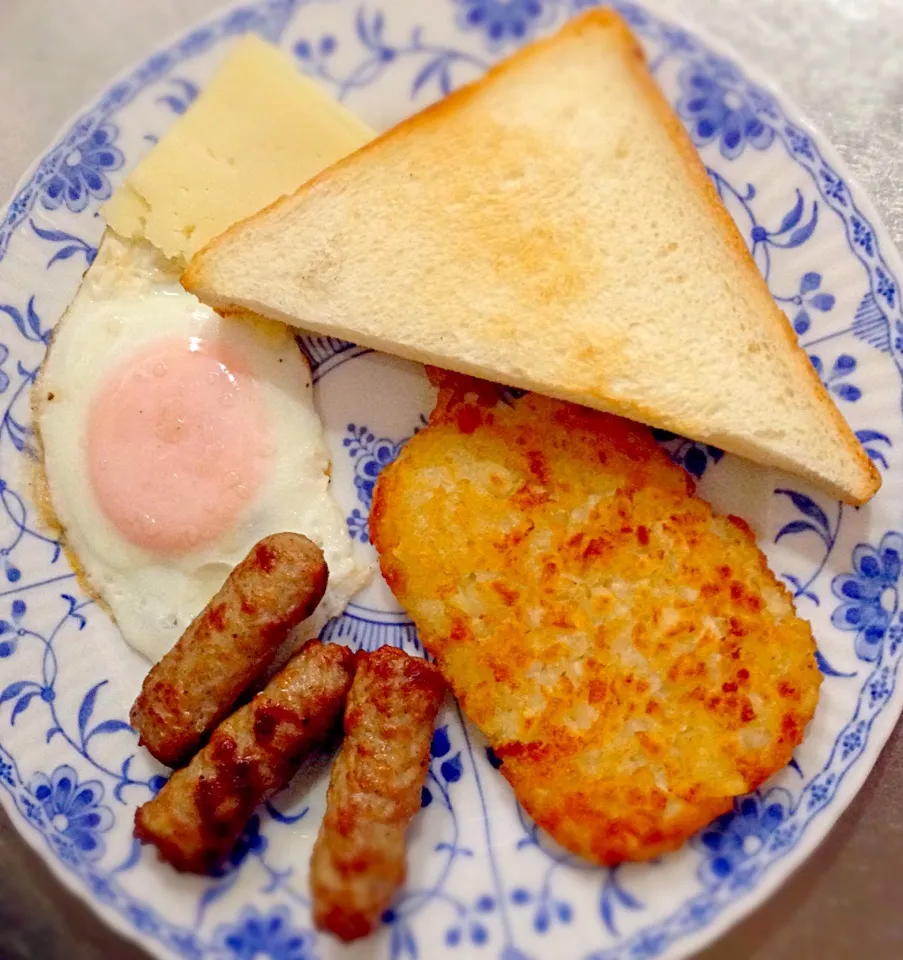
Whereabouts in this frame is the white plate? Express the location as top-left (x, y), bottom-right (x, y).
top-left (0, 2), bottom-right (901, 958)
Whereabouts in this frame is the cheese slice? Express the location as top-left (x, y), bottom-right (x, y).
top-left (103, 34), bottom-right (375, 263)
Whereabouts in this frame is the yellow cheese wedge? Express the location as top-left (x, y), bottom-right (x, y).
top-left (103, 34), bottom-right (374, 264)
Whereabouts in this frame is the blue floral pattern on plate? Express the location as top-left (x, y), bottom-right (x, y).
top-left (454, 0), bottom-right (550, 44)
top-left (29, 763), bottom-right (114, 862)
top-left (832, 532), bottom-right (903, 662)
top-left (213, 907), bottom-right (314, 960)
top-left (677, 62), bottom-right (774, 159)
top-left (40, 123), bottom-right (124, 214)
top-left (694, 790), bottom-right (792, 889)
top-left (342, 418), bottom-right (425, 543)
top-left (0, 1), bottom-right (901, 959)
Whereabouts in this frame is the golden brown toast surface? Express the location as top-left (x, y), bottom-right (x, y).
top-left (184, 9), bottom-right (878, 505)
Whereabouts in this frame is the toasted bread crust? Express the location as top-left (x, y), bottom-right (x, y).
top-left (594, 14), bottom-right (878, 504)
top-left (184, 10), bottom-right (879, 505)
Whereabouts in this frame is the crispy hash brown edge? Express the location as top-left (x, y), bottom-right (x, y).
top-left (370, 370), bottom-right (821, 864)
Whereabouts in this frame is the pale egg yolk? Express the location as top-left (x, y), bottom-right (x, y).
top-left (87, 337), bottom-right (271, 555)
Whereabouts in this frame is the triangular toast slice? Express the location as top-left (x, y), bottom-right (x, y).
top-left (183, 10), bottom-right (879, 504)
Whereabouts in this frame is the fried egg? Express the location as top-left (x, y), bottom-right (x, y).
top-left (34, 232), bottom-right (369, 662)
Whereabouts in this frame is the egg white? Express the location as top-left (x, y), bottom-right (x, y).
top-left (36, 232), bottom-right (370, 662)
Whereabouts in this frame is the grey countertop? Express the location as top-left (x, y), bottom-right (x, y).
top-left (0, 1), bottom-right (901, 958)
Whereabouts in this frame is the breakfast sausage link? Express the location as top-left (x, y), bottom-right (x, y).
top-left (310, 645), bottom-right (446, 941)
top-left (134, 640), bottom-right (355, 873)
top-left (130, 532), bottom-right (328, 768)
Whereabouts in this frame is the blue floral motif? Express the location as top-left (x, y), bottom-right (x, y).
top-left (868, 666), bottom-right (893, 706)
top-left (126, 902), bottom-right (159, 935)
top-left (0, 350), bottom-right (45, 461)
top-left (707, 172), bottom-right (822, 291)
top-left (0, 597), bottom-right (27, 661)
top-left (85, 870), bottom-right (116, 905)
top-left (420, 724), bottom-right (465, 808)
top-left (598, 867), bottom-right (642, 937)
top-left (21, 794), bottom-right (45, 827)
top-left (694, 790), bottom-right (792, 888)
top-left (156, 77), bottom-right (200, 115)
top-left (652, 429), bottom-right (723, 479)
top-left (877, 267), bottom-right (897, 308)
top-left (851, 216), bottom-right (875, 257)
top-left (213, 906), bottom-right (315, 960)
top-left (0, 593), bottom-right (158, 802)
top-left (502, 802), bottom-right (603, 943)
top-left (785, 271), bottom-right (835, 336)
top-left (41, 123), bottom-right (123, 213)
top-left (29, 220), bottom-right (97, 270)
top-left (0, 756), bottom-right (14, 787)
top-left (840, 721), bottom-right (866, 761)
top-left (343, 419), bottom-right (424, 543)
top-left (344, 424), bottom-right (404, 508)
top-left (442, 896), bottom-right (492, 948)
top-left (295, 11), bottom-right (486, 101)
top-left (832, 531), bottom-right (903, 662)
top-left (749, 189), bottom-right (818, 254)
top-left (509, 884), bottom-right (573, 936)
top-left (345, 508), bottom-right (369, 543)
top-left (820, 168), bottom-right (848, 207)
top-left (807, 774), bottom-right (835, 811)
top-left (889, 622), bottom-right (903, 656)
top-left (453, 0), bottom-right (551, 45)
top-left (784, 123), bottom-right (814, 160)
top-left (677, 62), bottom-right (774, 159)
top-left (0, 344), bottom-right (11, 396)
top-left (179, 27), bottom-right (216, 57)
top-left (0, 295), bottom-right (49, 347)
top-left (28, 764), bottom-right (114, 861)
top-left (809, 353), bottom-right (860, 403)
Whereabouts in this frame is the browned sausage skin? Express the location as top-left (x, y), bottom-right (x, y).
top-left (310, 645), bottom-right (446, 941)
top-left (134, 640), bottom-right (354, 873)
top-left (130, 533), bottom-right (328, 768)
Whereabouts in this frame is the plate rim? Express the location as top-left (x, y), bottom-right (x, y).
top-left (0, 1), bottom-right (901, 959)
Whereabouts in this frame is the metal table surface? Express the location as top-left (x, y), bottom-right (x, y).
top-left (0, 1), bottom-right (901, 958)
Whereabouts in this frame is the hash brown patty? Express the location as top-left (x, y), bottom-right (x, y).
top-left (370, 371), bottom-right (821, 864)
